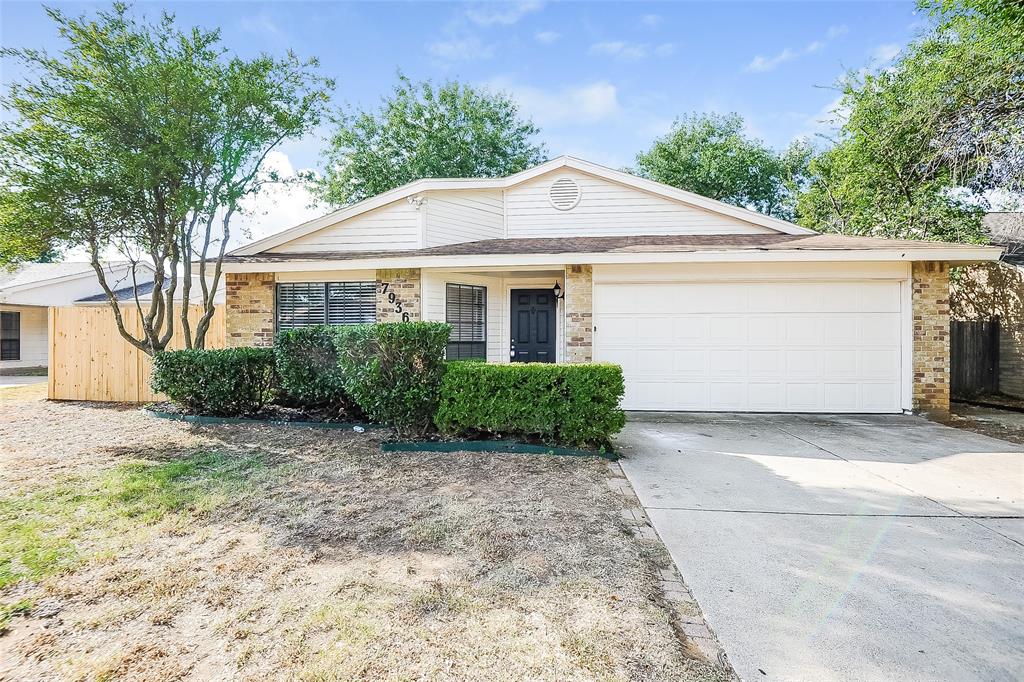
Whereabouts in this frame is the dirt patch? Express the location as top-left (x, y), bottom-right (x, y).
top-left (0, 393), bottom-right (730, 681)
top-left (948, 401), bottom-right (1024, 445)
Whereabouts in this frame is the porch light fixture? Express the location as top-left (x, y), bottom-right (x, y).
top-left (552, 282), bottom-right (564, 300)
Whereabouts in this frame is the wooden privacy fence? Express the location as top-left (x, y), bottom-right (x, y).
top-left (950, 317), bottom-right (1000, 398)
top-left (49, 305), bottom-right (225, 402)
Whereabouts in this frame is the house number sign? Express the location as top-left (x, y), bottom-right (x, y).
top-left (378, 282), bottom-right (411, 322)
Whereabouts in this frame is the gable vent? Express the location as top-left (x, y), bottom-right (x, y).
top-left (548, 177), bottom-right (582, 211)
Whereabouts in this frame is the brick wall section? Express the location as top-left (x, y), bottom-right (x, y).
top-left (912, 261), bottom-right (950, 414)
top-left (375, 268), bottom-right (421, 322)
top-left (565, 264), bottom-right (593, 363)
top-left (225, 272), bottom-right (275, 347)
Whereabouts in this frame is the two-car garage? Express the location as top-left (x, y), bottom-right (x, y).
top-left (592, 263), bottom-right (909, 413)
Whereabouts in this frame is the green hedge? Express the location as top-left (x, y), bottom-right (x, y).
top-left (334, 322), bottom-right (451, 435)
top-left (275, 325), bottom-right (351, 408)
top-left (150, 347), bottom-right (276, 417)
top-left (434, 362), bottom-right (626, 449)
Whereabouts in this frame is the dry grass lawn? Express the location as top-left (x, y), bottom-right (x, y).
top-left (0, 385), bottom-right (728, 681)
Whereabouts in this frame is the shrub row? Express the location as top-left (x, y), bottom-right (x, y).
top-left (150, 323), bottom-right (627, 447)
top-left (434, 361), bottom-right (626, 449)
top-left (150, 347), bottom-right (276, 417)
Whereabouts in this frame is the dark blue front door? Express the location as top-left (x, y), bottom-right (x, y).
top-left (510, 289), bottom-right (556, 363)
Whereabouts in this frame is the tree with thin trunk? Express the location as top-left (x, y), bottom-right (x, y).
top-left (0, 3), bottom-right (332, 353)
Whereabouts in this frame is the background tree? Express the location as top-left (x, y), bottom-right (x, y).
top-left (797, 0), bottom-right (1022, 242)
top-left (0, 4), bottom-right (331, 353)
top-left (316, 74), bottom-right (546, 206)
top-left (633, 112), bottom-right (812, 221)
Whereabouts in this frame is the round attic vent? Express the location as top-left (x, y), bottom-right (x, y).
top-left (548, 177), bottom-right (582, 211)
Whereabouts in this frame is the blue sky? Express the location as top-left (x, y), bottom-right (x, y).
top-left (1, 0), bottom-right (925, 243)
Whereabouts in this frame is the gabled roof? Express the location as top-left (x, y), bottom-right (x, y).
top-left (0, 261), bottom-right (153, 295)
top-left (230, 156), bottom-right (815, 256)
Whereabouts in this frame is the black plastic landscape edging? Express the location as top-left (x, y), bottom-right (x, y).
top-left (380, 439), bottom-right (617, 459)
top-left (142, 407), bottom-right (380, 431)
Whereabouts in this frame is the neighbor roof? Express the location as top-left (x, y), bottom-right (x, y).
top-left (0, 261), bottom-right (154, 294)
top-left (230, 156), bottom-right (816, 256)
top-left (0, 262), bottom-right (97, 290)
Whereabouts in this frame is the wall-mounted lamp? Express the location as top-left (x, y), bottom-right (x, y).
top-left (552, 282), bottom-right (564, 300)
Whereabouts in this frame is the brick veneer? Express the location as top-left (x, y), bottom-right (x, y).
top-left (225, 272), bottom-right (276, 347)
top-left (912, 261), bottom-right (950, 414)
top-left (565, 264), bottom-right (593, 363)
top-left (375, 268), bottom-right (421, 322)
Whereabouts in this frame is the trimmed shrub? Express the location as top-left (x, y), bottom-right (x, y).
top-left (434, 362), bottom-right (626, 449)
top-left (334, 322), bottom-right (451, 434)
top-left (150, 347), bottom-right (276, 417)
top-left (274, 326), bottom-right (352, 409)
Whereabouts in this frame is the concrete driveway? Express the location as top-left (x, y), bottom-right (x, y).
top-left (616, 414), bottom-right (1024, 682)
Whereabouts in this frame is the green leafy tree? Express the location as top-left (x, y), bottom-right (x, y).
top-left (0, 4), bottom-right (331, 353)
top-left (798, 0), bottom-right (1022, 242)
top-left (316, 74), bottom-right (546, 205)
top-left (634, 112), bottom-right (812, 221)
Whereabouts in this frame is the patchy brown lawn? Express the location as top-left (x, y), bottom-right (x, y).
top-left (0, 389), bottom-right (729, 681)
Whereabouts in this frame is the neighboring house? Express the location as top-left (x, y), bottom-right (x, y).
top-left (0, 261), bottom-right (153, 373)
top-left (221, 156), bottom-right (1000, 414)
top-left (951, 212), bottom-right (1024, 398)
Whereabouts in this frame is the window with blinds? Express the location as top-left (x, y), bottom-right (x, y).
top-left (445, 283), bottom-right (486, 360)
top-left (0, 311), bottom-right (20, 361)
top-left (276, 282), bottom-right (376, 329)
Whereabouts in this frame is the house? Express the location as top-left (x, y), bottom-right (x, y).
top-left (0, 261), bottom-right (153, 373)
top-left (221, 156), bottom-right (1001, 414)
top-left (951, 212), bottom-right (1023, 398)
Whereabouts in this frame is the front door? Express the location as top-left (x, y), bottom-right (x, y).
top-left (510, 289), bottom-right (556, 362)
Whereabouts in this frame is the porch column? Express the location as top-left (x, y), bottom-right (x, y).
top-left (912, 261), bottom-right (950, 415)
top-left (565, 264), bottom-right (593, 363)
top-left (225, 272), bottom-right (275, 347)
top-left (375, 268), bottom-right (421, 322)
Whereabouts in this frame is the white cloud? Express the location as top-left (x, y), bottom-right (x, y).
top-left (747, 47), bottom-right (798, 72)
top-left (640, 14), bottom-right (662, 29)
top-left (589, 40), bottom-right (675, 61)
top-left (239, 12), bottom-right (285, 41)
top-left (534, 30), bottom-right (560, 44)
top-left (484, 77), bottom-right (621, 126)
top-left (233, 152), bottom-right (326, 249)
top-left (826, 24), bottom-right (849, 39)
top-left (746, 24), bottom-right (849, 73)
top-left (428, 35), bottom-right (495, 61)
top-left (465, 1), bottom-right (543, 27)
top-left (871, 43), bottom-right (902, 63)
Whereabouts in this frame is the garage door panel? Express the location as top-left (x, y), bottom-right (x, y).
top-left (860, 315), bottom-right (901, 345)
top-left (748, 349), bottom-right (783, 377)
top-left (709, 317), bottom-right (747, 343)
top-left (595, 280), bottom-right (904, 413)
top-left (674, 349), bottom-right (708, 374)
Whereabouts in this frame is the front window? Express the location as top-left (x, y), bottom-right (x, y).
top-left (276, 282), bottom-right (376, 330)
top-left (1, 311), bottom-right (20, 361)
top-left (445, 283), bottom-right (486, 360)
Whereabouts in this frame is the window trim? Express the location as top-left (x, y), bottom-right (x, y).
top-left (445, 283), bottom-right (487, 361)
top-left (275, 281), bottom-right (376, 330)
top-left (1, 310), bottom-right (20, 362)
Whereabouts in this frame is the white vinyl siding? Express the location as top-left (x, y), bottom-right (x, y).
top-left (425, 190), bottom-right (503, 246)
top-left (505, 169), bottom-right (775, 239)
top-left (0, 305), bottom-right (47, 369)
top-left (269, 200), bottom-right (422, 253)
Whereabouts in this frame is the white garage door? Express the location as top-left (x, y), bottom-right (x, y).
top-left (594, 280), bottom-right (904, 412)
